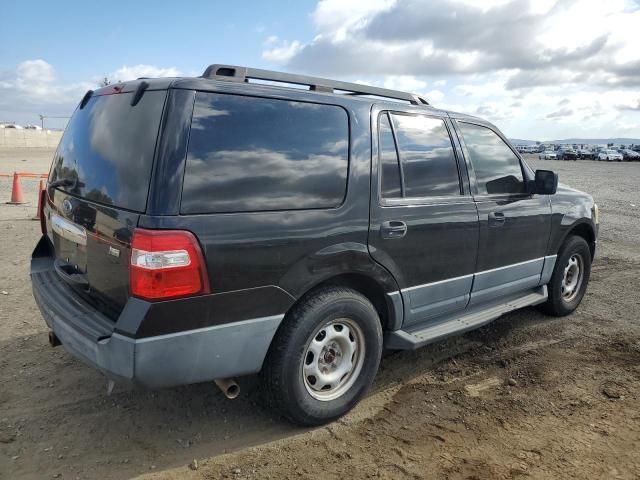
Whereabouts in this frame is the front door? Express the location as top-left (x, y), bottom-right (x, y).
top-left (452, 120), bottom-right (552, 306)
top-left (368, 108), bottom-right (479, 328)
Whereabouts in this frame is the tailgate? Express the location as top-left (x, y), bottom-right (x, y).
top-left (43, 86), bottom-right (166, 316)
top-left (45, 192), bottom-right (139, 317)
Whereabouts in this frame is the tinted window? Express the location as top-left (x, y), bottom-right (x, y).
top-left (379, 113), bottom-right (402, 198)
top-left (182, 93), bottom-right (349, 213)
top-left (49, 91), bottom-right (166, 212)
top-left (458, 123), bottom-right (525, 195)
top-left (391, 114), bottom-right (460, 197)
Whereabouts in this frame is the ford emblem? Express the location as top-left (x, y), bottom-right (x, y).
top-left (62, 199), bottom-right (73, 214)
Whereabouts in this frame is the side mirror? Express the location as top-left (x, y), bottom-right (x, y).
top-left (534, 169), bottom-right (558, 195)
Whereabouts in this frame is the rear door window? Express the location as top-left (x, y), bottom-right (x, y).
top-left (378, 112), bottom-right (461, 200)
top-left (457, 122), bottom-right (525, 195)
top-left (49, 90), bottom-right (166, 212)
top-left (181, 93), bottom-right (349, 214)
top-left (391, 114), bottom-right (461, 198)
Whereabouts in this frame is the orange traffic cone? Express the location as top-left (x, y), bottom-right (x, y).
top-left (33, 178), bottom-right (46, 220)
top-left (7, 172), bottom-right (26, 205)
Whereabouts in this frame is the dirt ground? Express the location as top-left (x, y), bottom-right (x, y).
top-left (0, 151), bottom-right (639, 480)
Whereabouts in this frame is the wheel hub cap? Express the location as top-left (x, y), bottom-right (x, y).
top-left (561, 253), bottom-right (584, 302)
top-left (302, 319), bottom-right (365, 401)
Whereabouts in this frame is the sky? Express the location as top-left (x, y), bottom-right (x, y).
top-left (1, 0), bottom-right (639, 140)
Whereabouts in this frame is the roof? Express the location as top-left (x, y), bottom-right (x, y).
top-left (87, 65), bottom-right (489, 124)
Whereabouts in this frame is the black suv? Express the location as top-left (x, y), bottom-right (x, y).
top-left (557, 148), bottom-right (578, 161)
top-left (31, 64), bottom-right (599, 426)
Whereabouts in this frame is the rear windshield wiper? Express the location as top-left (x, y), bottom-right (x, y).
top-left (131, 81), bottom-right (150, 106)
top-left (49, 178), bottom-right (75, 188)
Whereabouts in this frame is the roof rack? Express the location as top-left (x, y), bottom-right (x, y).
top-left (201, 64), bottom-right (429, 106)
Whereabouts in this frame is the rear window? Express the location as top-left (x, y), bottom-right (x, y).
top-left (49, 90), bottom-right (166, 212)
top-left (181, 92), bottom-right (349, 214)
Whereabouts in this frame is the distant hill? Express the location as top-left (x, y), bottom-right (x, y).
top-left (549, 138), bottom-right (640, 145)
top-left (509, 138), bottom-right (537, 145)
top-left (510, 137), bottom-right (640, 145)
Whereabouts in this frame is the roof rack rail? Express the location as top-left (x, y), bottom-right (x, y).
top-left (201, 64), bottom-right (429, 106)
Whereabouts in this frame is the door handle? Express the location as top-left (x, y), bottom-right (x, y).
top-left (488, 211), bottom-right (506, 227)
top-left (381, 220), bottom-right (407, 239)
top-left (53, 259), bottom-right (90, 290)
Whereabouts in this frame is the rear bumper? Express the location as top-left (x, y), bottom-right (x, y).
top-left (31, 253), bottom-right (283, 388)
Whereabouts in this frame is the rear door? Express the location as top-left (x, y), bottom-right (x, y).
top-left (452, 119), bottom-right (552, 306)
top-left (368, 107), bottom-right (479, 328)
top-left (44, 88), bottom-right (167, 316)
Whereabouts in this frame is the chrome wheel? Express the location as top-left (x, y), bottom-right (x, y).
top-left (302, 318), bottom-right (365, 401)
top-left (561, 253), bottom-right (584, 302)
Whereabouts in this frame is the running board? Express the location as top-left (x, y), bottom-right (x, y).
top-left (384, 286), bottom-right (547, 350)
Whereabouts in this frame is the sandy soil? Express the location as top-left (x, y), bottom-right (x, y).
top-left (0, 152), bottom-right (639, 480)
top-left (0, 148), bottom-right (53, 176)
top-left (0, 148), bottom-right (53, 205)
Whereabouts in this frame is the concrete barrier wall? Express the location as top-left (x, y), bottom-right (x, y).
top-left (0, 129), bottom-right (63, 148)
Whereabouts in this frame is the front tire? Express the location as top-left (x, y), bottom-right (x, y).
top-left (539, 236), bottom-right (591, 317)
top-left (262, 286), bottom-right (383, 426)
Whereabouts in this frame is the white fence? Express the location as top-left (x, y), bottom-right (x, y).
top-left (0, 129), bottom-right (63, 148)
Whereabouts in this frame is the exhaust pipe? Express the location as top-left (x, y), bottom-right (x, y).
top-left (48, 331), bottom-right (61, 347)
top-left (214, 378), bottom-right (240, 399)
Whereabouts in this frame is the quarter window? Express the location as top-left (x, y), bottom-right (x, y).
top-left (379, 113), bottom-right (402, 198)
top-left (458, 122), bottom-right (525, 195)
top-left (182, 93), bottom-right (349, 214)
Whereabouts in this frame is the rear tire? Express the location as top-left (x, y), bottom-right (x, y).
top-left (262, 286), bottom-right (383, 426)
top-left (539, 236), bottom-right (591, 317)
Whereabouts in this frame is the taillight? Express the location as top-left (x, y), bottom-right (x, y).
top-left (129, 228), bottom-right (210, 301)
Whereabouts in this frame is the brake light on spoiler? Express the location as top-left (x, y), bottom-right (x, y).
top-left (129, 229), bottom-right (210, 301)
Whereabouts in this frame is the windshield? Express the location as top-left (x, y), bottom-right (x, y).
top-left (49, 90), bottom-right (166, 212)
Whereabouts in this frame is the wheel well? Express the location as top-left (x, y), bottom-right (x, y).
top-left (293, 274), bottom-right (392, 331)
top-left (566, 223), bottom-right (596, 259)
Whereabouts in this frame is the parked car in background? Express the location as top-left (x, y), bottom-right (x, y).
top-left (577, 149), bottom-right (595, 160)
top-left (515, 145), bottom-right (537, 154)
top-left (620, 149), bottom-right (640, 161)
top-left (539, 150), bottom-right (557, 160)
top-left (597, 149), bottom-right (623, 161)
top-left (558, 148), bottom-right (578, 161)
